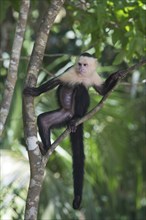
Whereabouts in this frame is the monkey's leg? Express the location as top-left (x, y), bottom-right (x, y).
top-left (37, 109), bottom-right (72, 155)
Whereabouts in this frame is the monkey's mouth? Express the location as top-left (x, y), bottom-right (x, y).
top-left (78, 68), bottom-right (86, 75)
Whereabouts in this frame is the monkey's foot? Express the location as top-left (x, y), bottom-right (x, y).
top-left (68, 119), bottom-right (77, 133)
top-left (38, 142), bottom-right (48, 156)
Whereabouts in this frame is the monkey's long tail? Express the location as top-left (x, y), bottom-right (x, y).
top-left (70, 124), bottom-right (84, 209)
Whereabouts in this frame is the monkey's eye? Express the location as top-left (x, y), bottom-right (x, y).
top-left (78, 62), bottom-right (82, 66)
top-left (83, 63), bottom-right (87, 66)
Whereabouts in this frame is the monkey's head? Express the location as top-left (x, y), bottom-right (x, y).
top-left (75, 53), bottom-right (97, 76)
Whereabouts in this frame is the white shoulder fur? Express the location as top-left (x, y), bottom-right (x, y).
top-left (59, 67), bottom-right (103, 87)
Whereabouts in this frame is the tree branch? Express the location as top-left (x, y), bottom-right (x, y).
top-left (0, 0), bottom-right (30, 136)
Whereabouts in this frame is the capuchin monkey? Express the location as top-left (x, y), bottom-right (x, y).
top-left (24, 53), bottom-right (124, 209)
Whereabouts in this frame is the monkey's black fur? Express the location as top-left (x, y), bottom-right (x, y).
top-left (81, 52), bottom-right (94, 58)
top-left (71, 124), bottom-right (84, 209)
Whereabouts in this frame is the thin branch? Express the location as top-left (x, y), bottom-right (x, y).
top-left (115, 59), bottom-right (146, 78)
top-left (40, 67), bottom-right (53, 76)
top-left (0, 53), bottom-right (72, 61)
top-left (0, 0), bottom-right (30, 136)
top-left (120, 81), bottom-right (146, 86)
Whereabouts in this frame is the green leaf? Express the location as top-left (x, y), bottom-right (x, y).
top-left (113, 51), bottom-right (125, 65)
top-left (0, 0), bottom-right (11, 22)
top-left (11, 0), bottom-right (21, 11)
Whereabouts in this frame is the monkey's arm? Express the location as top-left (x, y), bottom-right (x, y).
top-left (23, 77), bottom-right (60, 96)
top-left (93, 71), bottom-right (124, 96)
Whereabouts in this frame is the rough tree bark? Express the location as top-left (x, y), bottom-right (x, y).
top-left (22, 1), bottom-right (65, 220)
top-left (0, 0), bottom-right (30, 136)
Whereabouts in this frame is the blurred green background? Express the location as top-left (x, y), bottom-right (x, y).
top-left (0, 0), bottom-right (146, 219)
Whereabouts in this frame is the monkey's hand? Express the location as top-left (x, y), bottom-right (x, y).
top-left (23, 87), bottom-right (40, 96)
top-left (113, 70), bottom-right (127, 81)
top-left (68, 119), bottom-right (77, 133)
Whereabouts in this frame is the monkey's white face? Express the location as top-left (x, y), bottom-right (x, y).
top-left (75, 56), bottom-right (97, 76)
top-left (59, 55), bottom-right (102, 87)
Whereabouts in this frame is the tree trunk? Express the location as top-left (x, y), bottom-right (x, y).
top-left (23, 1), bottom-right (65, 220)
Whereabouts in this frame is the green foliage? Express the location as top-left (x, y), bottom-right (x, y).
top-left (71, 0), bottom-right (146, 61)
top-left (0, 150), bottom-right (28, 220)
top-left (0, 0), bottom-right (20, 21)
top-left (0, 0), bottom-right (146, 219)
top-left (0, 0), bottom-right (10, 21)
